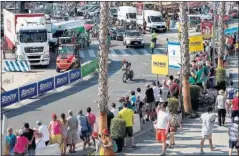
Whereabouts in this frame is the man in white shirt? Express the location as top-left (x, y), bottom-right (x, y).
top-left (36, 120), bottom-right (50, 146)
top-left (154, 103), bottom-right (170, 156)
top-left (200, 107), bottom-right (216, 154)
top-left (152, 82), bottom-right (160, 103)
top-left (111, 103), bottom-right (119, 117)
top-left (159, 80), bottom-right (170, 105)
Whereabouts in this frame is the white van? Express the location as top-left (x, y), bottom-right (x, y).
top-left (117, 6), bottom-right (137, 24)
top-left (137, 10), bottom-right (167, 32)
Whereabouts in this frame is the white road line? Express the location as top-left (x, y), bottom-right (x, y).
top-left (80, 51), bottom-right (85, 58)
top-left (119, 49), bottom-right (129, 56)
top-left (110, 49), bottom-right (117, 57)
top-left (141, 49), bottom-right (150, 55)
top-left (129, 49), bottom-right (138, 55)
top-left (89, 49), bottom-right (96, 57)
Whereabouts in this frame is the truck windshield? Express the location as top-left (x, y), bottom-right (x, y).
top-left (127, 13), bottom-right (136, 19)
top-left (151, 16), bottom-right (164, 22)
top-left (19, 30), bottom-right (47, 43)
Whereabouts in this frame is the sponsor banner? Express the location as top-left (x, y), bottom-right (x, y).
top-left (55, 73), bottom-right (69, 88)
top-left (201, 21), bottom-right (213, 40)
top-left (136, 3), bottom-right (144, 15)
top-left (81, 59), bottom-right (99, 78)
top-left (224, 27), bottom-right (238, 35)
top-left (19, 83), bottom-right (37, 101)
top-left (1, 89), bottom-right (19, 107)
top-left (69, 68), bottom-right (81, 83)
top-left (189, 35), bottom-right (204, 53)
top-left (151, 54), bottom-right (169, 76)
top-left (168, 42), bottom-right (181, 69)
top-left (38, 78), bottom-right (54, 95)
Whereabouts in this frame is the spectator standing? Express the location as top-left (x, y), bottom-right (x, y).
top-left (231, 92), bottom-right (239, 122)
top-left (22, 123), bottom-right (36, 155)
top-left (99, 129), bottom-right (115, 155)
top-left (86, 107), bottom-right (96, 145)
top-left (152, 82), bottom-right (160, 104)
top-left (67, 110), bottom-right (78, 153)
top-left (136, 88), bottom-right (145, 123)
top-left (92, 132), bottom-right (102, 155)
top-left (167, 75), bottom-right (174, 88)
top-left (77, 110), bottom-right (91, 150)
top-left (159, 80), bottom-right (170, 105)
top-left (5, 127), bottom-right (16, 155)
top-left (130, 91), bottom-right (137, 112)
top-left (14, 129), bottom-right (29, 155)
top-left (34, 128), bottom-right (46, 149)
top-left (226, 81), bottom-right (236, 117)
top-left (107, 110), bottom-right (114, 133)
top-left (169, 79), bottom-right (179, 98)
top-left (228, 116), bottom-right (239, 156)
top-left (125, 96), bottom-right (132, 109)
top-left (201, 63), bottom-right (209, 93)
top-left (154, 103), bottom-right (170, 156)
top-left (200, 107), bottom-right (216, 154)
top-left (111, 103), bottom-right (119, 117)
top-left (144, 84), bottom-right (155, 121)
top-left (208, 63), bottom-right (215, 89)
top-left (215, 90), bottom-right (227, 126)
top-left (36, 120), bottom-right (49, 146)
top-left (60, 113), bottom-right (68, 155)
top-left (118, 102), bottom-right (135, 148)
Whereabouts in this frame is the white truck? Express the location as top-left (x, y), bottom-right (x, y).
top-left (137, 10), bottom-right (167, 32)
top-left (117, 6), bottom-right (137, 24)
top-left (3, 9), bottom-right (51, 66)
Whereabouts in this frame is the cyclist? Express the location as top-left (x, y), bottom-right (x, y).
top-left (122, 60), bottom-right (131, 73)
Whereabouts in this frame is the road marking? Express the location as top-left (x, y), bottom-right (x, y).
top-left (110, 49), bottom-right (117, 57)
top-left (141, 49), bottom-right (150, 55)
top-left (119, 49), bottom-right (129, 56)
top-left (129, 49), bottom-right (138, 55)
top-left (89, 49), bottom-right (96, 57)
top-left (80, 51), bottom-right (85, 58)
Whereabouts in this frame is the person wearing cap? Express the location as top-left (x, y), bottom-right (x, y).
top-left (228, 116), bottom-right (239, 156)
top-left (36, 120), bottom-right (49, 146)
top-left (22, 123), bottom-right (36, 155)
top-left (67, 110), bottom-right (78, 153)
top-left (5, 127), bottom-right (16, 155)
top-left (231, 91), bottom-right (239, 122)
top-left (92, 131), bottom-right (102, 155)
top-left (14, 129), bottom-right (29, 155)
top-left (215, 90), bottom-right (227, 126)
top-left (99, 129), bottom-right (115, 156)
top-left (48, 114), bottom-right (63, 149)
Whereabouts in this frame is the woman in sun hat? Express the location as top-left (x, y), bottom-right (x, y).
top-left (215, 90), bottom-right (227, 126)
top-left (92, 132), bottom-right (102, 155)
top-left (99, 129), bottom-right (115, 155)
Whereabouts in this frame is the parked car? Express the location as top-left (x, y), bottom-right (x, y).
top-left (123, 30), bottom-right (144, 48)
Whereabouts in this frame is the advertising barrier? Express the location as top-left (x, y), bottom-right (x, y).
top-left (38, 78), bottom-right (55, 95)
top-left (19, 83), bottom-right (37, 101)
top-left (55, 73), bottom-right (69, 88)
top-left (201, 21), bottom-right (213, 40)
top-left (151, 54), bottom-right (169, 76)
top-left (1, 89), bottom-right (19, 107)
top-left (189, 35), bottom-right (204, 53)
top-left (81, 59), bottom-right (99, 78)
top-left (69, 68), bottom-right (82, 83)
top-left (168, 41), bottom-right (181, 69)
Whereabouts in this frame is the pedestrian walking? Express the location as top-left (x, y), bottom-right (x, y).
top-left (77, 110), bottom-right (91, 150)
top-left (48, 114), bottom-right (63, 149)
top-left (154, 103), bottom-right (170, 156)
top-left (231, 91), bottom-right (239, 122)
top-left (144, 84), bottom-right (155, 121)
top-left (118, 102), bottom-right (135, 148)
top-left (5, 127), bottom-right (16, 155)
top-left (226, 81), bottom-right (236, 117)
top-left (86, 107), bottom-right (96, 145)
top-left (60, 113), bottom-right (68, 155)
top-left (36, 120), bottom-right (49, 146)
top-left (111, 103), bottom-right (119, 117)
top-left (200, 107), bottom-right (216, 154)
top-left (67, 110), bottom-right (78, 153)
top-left (22, 123), bottom-right (36, 155)
top-left (228, 116), bottom-right (239, 156)
top-left (150, 39), bottom-right (155, 54)
top-left (14, 129), bottom-right (29, 155)
top-left (215, 90), bottom-right (227, 126)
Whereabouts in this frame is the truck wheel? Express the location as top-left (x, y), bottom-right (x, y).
top-left (56, 67), bottom-right (60, 73)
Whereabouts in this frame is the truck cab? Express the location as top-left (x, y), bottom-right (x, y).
top-left (117, 6), bottom-right (137, 25)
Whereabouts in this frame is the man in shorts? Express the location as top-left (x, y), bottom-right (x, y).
top-left (200, 107), bottom-right (216, 154)
top-left (118, 103), bottom-right (135, 148)
top-left (67, 110), bottom-right (78, 153)
top-left (144, 84), bottom-right (155, 121)
top-left (228, 116), bottom-right (239, 156)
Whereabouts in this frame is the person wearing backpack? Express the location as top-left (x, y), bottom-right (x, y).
top-left (86, 107), bottom-right (96, 146)
top-left (226, 81), bottom-right (236, 117)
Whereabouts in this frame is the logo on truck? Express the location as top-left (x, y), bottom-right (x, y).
top-left (7, 20), bottom-right (11, 32)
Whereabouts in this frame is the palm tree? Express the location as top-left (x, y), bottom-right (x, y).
top-left (179, 2), bottom-right (192, 113)
top-left (98, 2), bottom-right (110, 135)
top-left (217, 2), bottom-right (226, 67)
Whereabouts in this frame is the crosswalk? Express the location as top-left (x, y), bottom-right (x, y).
top-left (79, 47), bottom-right (165, 59)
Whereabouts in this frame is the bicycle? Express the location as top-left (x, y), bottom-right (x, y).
top-left (122, 68), bottom-right (134, 83)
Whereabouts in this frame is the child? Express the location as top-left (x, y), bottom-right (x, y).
top-left (150, 39), bottom-right (155, 54)
top-left (92, 132), bottom-right (102, 155)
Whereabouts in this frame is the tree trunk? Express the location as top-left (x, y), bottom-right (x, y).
top-left (217, 2), bottom-right (225, 67)
top-left (98, 2), bottom-right (110, 135)
top-left (179, 2), bottom-right (192, 114)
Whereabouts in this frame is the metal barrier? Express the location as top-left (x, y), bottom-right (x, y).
top-left (1, 58), bottom-right (99, 108)
top-left (3, 60), bottom-right (31, 72)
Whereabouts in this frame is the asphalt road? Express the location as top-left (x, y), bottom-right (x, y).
top-left (4, 53), bottom-right (178, 130)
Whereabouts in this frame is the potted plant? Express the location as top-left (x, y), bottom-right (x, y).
top-left (167, 98), bottom-right (179, 114)
top-left (215, 67), bottom-right (226, 91)
top-left (190, 85), bottom-right (201, 111)
top-left (110, 118), bottom-right (126, 153)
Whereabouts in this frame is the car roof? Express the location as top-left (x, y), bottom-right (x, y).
top-left (125, 30), bottom-right (140, 33)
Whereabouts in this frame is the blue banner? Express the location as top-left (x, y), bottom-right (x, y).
top-left (69, 68), bottom-right (81, 83)
top-left (55, 72), bottom-right (69, 88)
top-left (38, 77), bottom-right (54, 95)
top-left (1, 89), bottom-right (19, 107)
top-left (19, 83), bottom-right (37, 101)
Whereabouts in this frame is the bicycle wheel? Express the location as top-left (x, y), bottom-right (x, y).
top-left (122, 72), bottom-right (128, 83)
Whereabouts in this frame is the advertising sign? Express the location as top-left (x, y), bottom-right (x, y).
top-left (151, 54), bottom-right (169, 76)
top-left (201, 21), bottom-right (213, 40)
top-left (1, 89), bottom-right (19, 107)
top-left (168, 42), bottom-right (181, 69)
top-left (19, 83), bottom-right (37, 101)
top-left (55, 72), bottom-right (69, 88)
top-left (38, 78), bottom-right (54, 95)
top-left (136, 3), bottom-right (144, 15)
top-left (189, 35), bottom-right (204, 53)
top-left (69, 68), bottom-right (81, 83)
top-left (81, 59), bottom-right (99, 78)
top-left (224, 27), bottom-right (238, 35)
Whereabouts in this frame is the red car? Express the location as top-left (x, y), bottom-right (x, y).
top-left (84, 19), bottom-right (94, 31)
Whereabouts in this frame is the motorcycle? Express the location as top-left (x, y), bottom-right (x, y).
top-left (122, 69), bottom-right (134, 83)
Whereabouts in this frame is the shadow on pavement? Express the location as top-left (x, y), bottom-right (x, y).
top-left (4, 60), bottom-right (122, 119)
